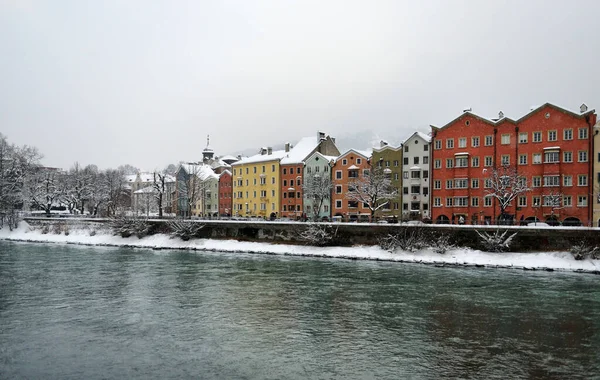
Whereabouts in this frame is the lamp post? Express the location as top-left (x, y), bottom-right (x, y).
top-left (533, 198), bottom-right (539, 226)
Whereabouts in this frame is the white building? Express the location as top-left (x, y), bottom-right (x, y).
top-left (401, 131), bottom-right (431, 221)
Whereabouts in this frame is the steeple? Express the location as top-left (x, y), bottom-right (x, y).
top-left (202, 134), bottom-right (214, 161)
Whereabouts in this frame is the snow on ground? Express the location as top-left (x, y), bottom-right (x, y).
top-left (1, 222), bottom-right (598, 274)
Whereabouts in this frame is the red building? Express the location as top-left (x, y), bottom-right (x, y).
top-left (218, 170), bottom-right (232, 217)
top-left (431, 103), bottom-right (597, 226)
top-left (331, 149), bottom-right (371, 222)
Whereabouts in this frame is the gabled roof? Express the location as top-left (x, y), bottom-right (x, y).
top-left (219, 169), bottom-right (232, 177)
top-left (337, 149), bottom-right (371, 161)
top-left (178, 163), bottom-right (218, 181)
top-left (133, 186), bottom-right (155, 194)
top-left (304, 150), bottom-right (338, 165)
top-left (433, 102), bottom-right (596, 131)
top-left (232, 149), bottom-right (286, 165)
top-left (281, 136), bottom-right (320, 165)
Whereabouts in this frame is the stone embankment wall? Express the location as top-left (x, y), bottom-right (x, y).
top-left (22, 217), bottom-right (600, 252)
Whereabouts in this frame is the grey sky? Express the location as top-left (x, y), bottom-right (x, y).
top-left (1, 0), bottom-right (598, 170)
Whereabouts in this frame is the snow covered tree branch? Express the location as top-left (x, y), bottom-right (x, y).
top-left (346, 166), bottom-right (397, 220)
top-left (302, 173), bottom-right (333, 221)
top-left (484, 164), bottom-right (530, 219)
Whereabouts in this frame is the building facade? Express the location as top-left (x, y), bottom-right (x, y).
top-left (331, 149), bottom-right (371, 222)
top-left (232, 147), bottom-right (283, 219)
top-left (371, 142), bottom-right (402, 221)
top-left (431, 103), bottom-right (597, 225)
top-left (218, 170), bottom-right (232, 217)
top-left (303, 151), bottom-right (336, 221)
top-left (400, 132), bottom-right (431, 222)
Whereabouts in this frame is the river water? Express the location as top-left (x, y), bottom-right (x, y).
top-left (0, 241), bottom-right (599, 379)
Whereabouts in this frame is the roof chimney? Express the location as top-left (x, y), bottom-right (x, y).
top-left (267, 147), bottom-right (272, 155)
top-left (380, 140), bottom-right (388, 147)
top-left (318, 131), bottom-right (326, 141)
top-left (260, 147), bottom-right (267, 155)
top-left (580, 103), bottom-right (588, 113)
top-left (285, 142), bottom-right (290, 152)
top-left (498, 111), bottom-right (504, 119)
top-left (463, 107), bottom-right (472, 113)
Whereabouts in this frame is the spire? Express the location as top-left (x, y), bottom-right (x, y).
top-left (202, 134), bottom-right (214, 161)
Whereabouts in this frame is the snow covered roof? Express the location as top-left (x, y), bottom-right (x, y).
top-left (133, 186), bottom-right (155, 194)
top-left (347, 165), bottom-right (359, 170)
top-left (410, 166), bottom-right (421, 170)
top-left (219, 169), bottom-right (231, 177)
top-left (415, 131), bottom-right (431, 142)
top-left (219, 155), bottom-right (239, 163)
top-left (179, 163), bottom-right (218, 181)
top-left (125, 175), bottom-right (137, 183)
top-left (337, 149), bottom-right (371, 161)
top-left (280, 136), bottom-right (320, 164)
top-left (233, 149), bottom-right (286, 165)
top-left (543, 146), bottom-right (561, 150)
top-left (454, 152), bottom-right (470, 156)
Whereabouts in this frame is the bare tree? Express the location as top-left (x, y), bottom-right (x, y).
top-left (346, 166), bottom-right (398, 221)
top-left (152, 169), bottom-right (173, 218)
top-left (27, 168), bottom-right (67, 216)
top-left (176, 164), bottom-right (211, 218)
top-left (65, 162), bottom-right (95, 215)
top-left (117, 164), bottom-right (140, 176)
top-left (485, 164), bottom-right (530, 221)
top-left (542, 189), bottom-right (563, 224)
top-left (302, 173), bottom-right (333, 221)
top-left (103, 168), bottom-right (127, 217)
top-left (0, 134), bottom-right (42, 228)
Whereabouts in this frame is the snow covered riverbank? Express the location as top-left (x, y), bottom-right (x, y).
top-left (1, 222), bottom-right (598, 275)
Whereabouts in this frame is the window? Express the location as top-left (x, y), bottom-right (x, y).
top-left (423, 157), bottom-right (429, 164)
top-left (563, 196), bottom-right (572, 207)
top-left (501, 155), bottom-right (510, 166)
top-left (472, 136), bottom-right (480, 147)
top-left (501, 134), bottom-right (510, 145)
top-left (424, 144), bottom-right (429, 151)
top-left (446, 159), bottom-right (454, 168)
top-left (563, 175), bottom-right (572, 186)
top-left (578, 175), bottom-right (588, 186)
top-left (394, 173), bottom-right (399, 180)
top-left (283, 168), bottom-right (287, 175)
top-left (411, 171), bottom-right (421, 179)
top-left (423, 170), bottom-right (429, 179)
top-left (579, 128), bottom-right (588, 139)
top-left (484, 178), bottom-right (492, 188)
top-left (455, 179), bottom-right (468, 188)
top-left (532, 177), bottom-right (541, 187)
top-left (434, 180), bottom-right (441, 189)
top-left (446, 198), bottom-right (453, 207)
top-left (403, 157), bottom-right (409, 165)
top-left (434, 197), bottom-right (441, 207)
top-left (519, 132), bottom-right (528, 143)
top-left (564, 151), bottom-right (573, 163)
top-left (434, 160), bottom-right (441, 169)
top-left (471, 178), bottom-right (479, 188)
top-left (518, 196), bottom-right (527, 207)
top-left (484, 156), bottom-right (493, 167)
top-left (543, 175), bottom-right (559, 187)
top-left (458, 137), bottom-right (467, 148)
top-left (471, 157), bottom-right (479, 167)
top-left (533, 153), bottom-right (542, 164)
top-left (543, 196), bottom-right (560, 207)
top-left (578, 195), bottom-right (588, 207)
top-left (253, 167), bottom-right (256, 173)
top-left (484, 196), bottom-right (492, 207)
top-left (564, 129), bottom-right (573, 140)
top-left (533, 132), bottom-right (542, 142)
top-left (532, 196), bottom-right (541, 207)
top-left (446, 139), bottom-right (454, 149)
top-left (544, 151), bottom-right (559, 163)
top-left (335, 185), bottom-right (342, 194)
top-left (485, 135), bottom-right (493, 146)
top-left (578, 151), bottom-right (588, 162)
top-left (403, 203), bottom-right (409, 210)
top-left (411, 185), bottom-right (420, 194)
top-left (423, 187), bottom-right (428, 196)
top-left (356, 158), bottom-right (362, 165)
top-left (335, 200), bottom-right (342, 208)
top-left (272, 165), bottom-right (276, 172)
top-left (435, 140), bottom-right (441, 150)
top-left (471, 197), bottom-right (479, 207)
top-left (455, 197), bottom-right (468, 207)
top-left (519, 154), bottom-right (528, 165)
top-left (403, 171), bottom-right (409, 179)
top-left (393, 160), bottom-right (399, 167)
top-left (413, 157), bottom-right (419, 165)
top-left (335, 170), bottom-right (342, 179)
top-left (342, 159), bottom-right (347, 165)
top-left (455, 156), bottom-right (468, 167)
top-left (548, 130), bottom-right (557, 141)
top-left (404, 145), bottom-right (409, 153)
top-left (446, 180), bottom-right (453, 189)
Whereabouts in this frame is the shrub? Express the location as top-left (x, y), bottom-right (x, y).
top-left (475, 229), bottom-right (517, 252)
top-left (379, 227), bottom-right (428, 252)
top-left (167, 220), bottom-right (205, 241)
top-left (431, 233), bottom-right (455, 254)
top-left (570, 242), bottom-right (600, 260)
top-left (297, 223), bottom-right (338, 246)
top-left (110, 217), bottom-right (151, 238)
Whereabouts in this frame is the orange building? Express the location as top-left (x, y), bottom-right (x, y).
top-left (431, 103), bottom-right (597, 226)
top-left (331, 149), bottom-right (371, 222)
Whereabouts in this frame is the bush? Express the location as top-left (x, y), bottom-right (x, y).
top-left (431, 233), bottom-right (455, 254)
top-left (570, 243), bottom-right (600, 260)
top-left (379, 227), bottom-right (428, 252)
top-left (167, 220), bottom-right (205, 241)
top-left (110, 217), bottom-right (151, 238)
top-left (475, 229), bottom-right (517, 252)
top-left (297, 223), bottom-right (338, 246)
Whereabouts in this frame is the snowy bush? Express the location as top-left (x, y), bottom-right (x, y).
top-left (167, 220), bottom-right (205, 241)
top-left (475, 229), bottom-right (517, 252)
top-left (110, 217), bottom-right (151, 238)
top-left (379, 227), bottom-right (428, 253)
top-left (297, 223), bottom-right (338, 246)
top-left (570, 243), bottom-right (600, 260)
top-left (431, 233), bottom-right (455, 254)
top-left (41, 224), bottom-right (50, 234)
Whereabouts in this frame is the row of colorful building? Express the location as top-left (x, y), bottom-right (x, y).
top-left (131, 103), bottom-right (600, 226)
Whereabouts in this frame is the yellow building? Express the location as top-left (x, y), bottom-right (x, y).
top-left (232, 147), bottom-right (284, 219)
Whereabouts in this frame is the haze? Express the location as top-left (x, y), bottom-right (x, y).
top-left (1, 0), bottom-right (598, 170)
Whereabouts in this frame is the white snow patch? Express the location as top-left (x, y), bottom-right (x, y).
top-left (0, 222), bottom-right (598, 274)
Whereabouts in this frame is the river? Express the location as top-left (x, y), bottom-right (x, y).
top-left (0, 241), bottom-right (599, 379)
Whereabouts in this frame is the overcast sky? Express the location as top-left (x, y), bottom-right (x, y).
top-left (1, 0), bottom-right (598, 170)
